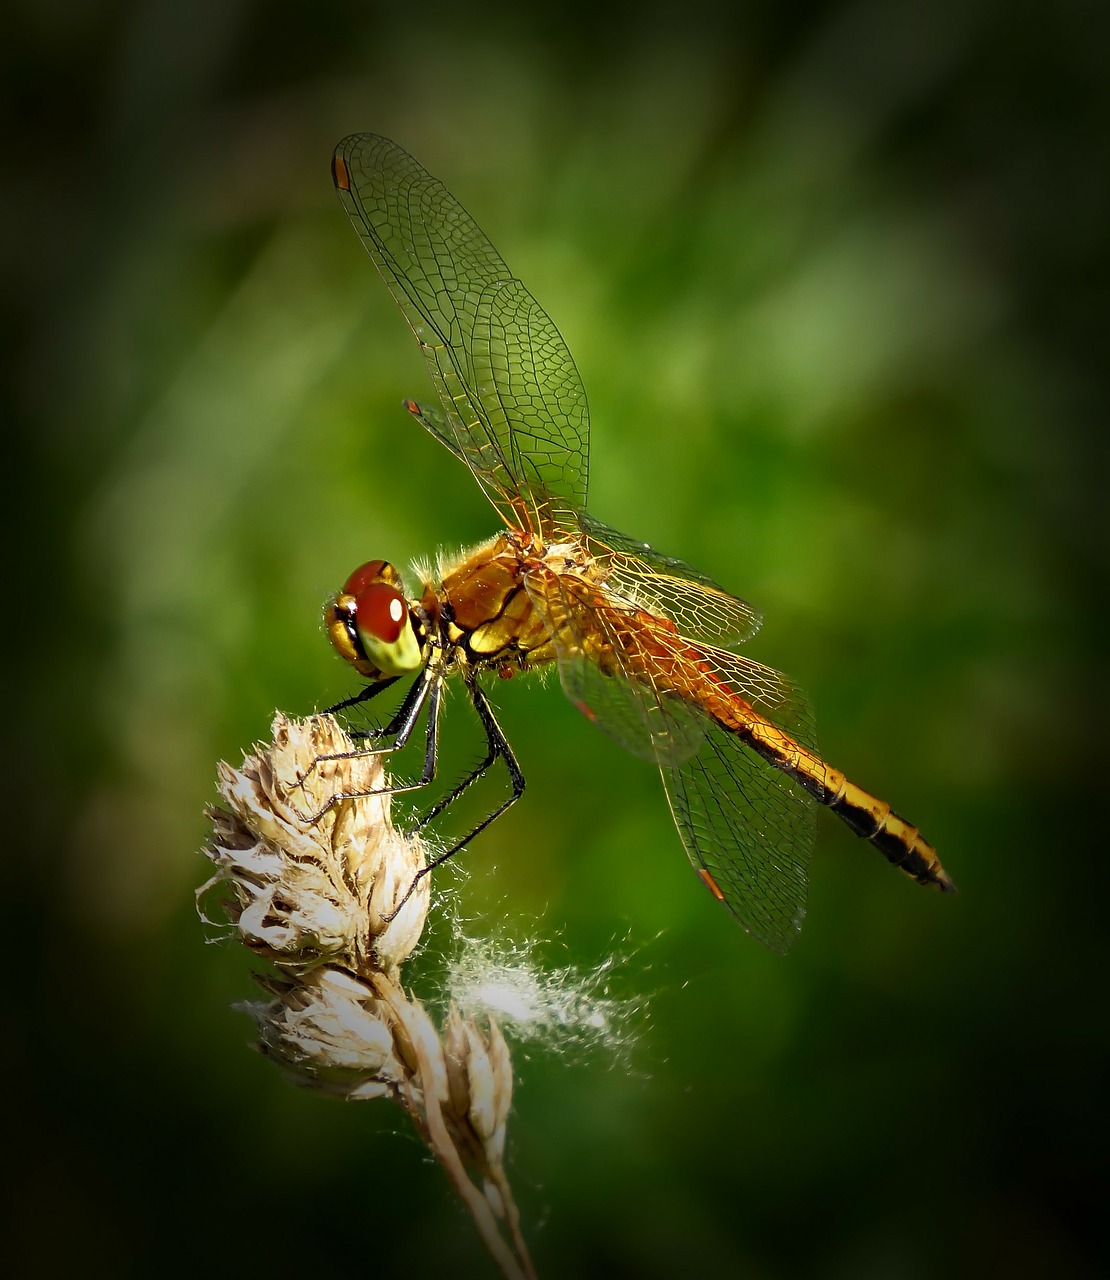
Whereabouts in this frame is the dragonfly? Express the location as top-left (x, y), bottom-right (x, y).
top-left (323, 132), bottom-right (954, 953)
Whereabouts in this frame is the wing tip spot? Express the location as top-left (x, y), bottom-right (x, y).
top-left (573, 698), bottom-right (598, 723)
top-left (697, 867), bottom-right (726, 902)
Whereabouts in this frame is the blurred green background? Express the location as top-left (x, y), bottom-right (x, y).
top-left (8, 0), bottom-right (1105, 1275)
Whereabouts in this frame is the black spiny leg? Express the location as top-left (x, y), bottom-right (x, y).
top-left (298, 671), bottom-right (443, 819)
top-left (375, 670), bottom-right (527, 923)
top-left (324, 675), bottom-right (401, 719)
top-left (416, 670), bottom-right (526, 869)
top-left (413, 732), bottom-right (499, 833)
top-left (328, 669), bottom-right (431, 749)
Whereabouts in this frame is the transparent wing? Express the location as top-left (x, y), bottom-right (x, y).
top-left (557, 651), bottom-right (707, 765)
top-left (333, 134), bottom-right (589, 534)
top-left (525, 568), bottom-right (704, 765)
top-left (661, 716), bottom-right (816, 953)
top-left (403, 405), bottom-right (760, 649)
top-left (658, 643), bottom-right (817, 952)
top-left (403, 398), bottom-right (466, 464)
top-left (582, 514), bottom-right (763, 648)
top-left (530, 567), bottom-right (816, 951)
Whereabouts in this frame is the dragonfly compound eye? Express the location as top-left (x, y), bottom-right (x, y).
top-left (343, 558), bottom-right (401, 595)
top-left (326, 560), bottom-right (422, 679)
top-left (353, 580), bottom-right (423, 676)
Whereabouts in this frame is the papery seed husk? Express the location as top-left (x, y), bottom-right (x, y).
top-left (206, 713), bottom-right (431, 970)
top-left (242, 968), bottom-right (408, 1094)
top-left (486, 1017), bottom-right (513, 1131)
top-left (443, 1004), bottom-right (473, 1121)
top-left (463, 1021), bottom-right (497, 1142)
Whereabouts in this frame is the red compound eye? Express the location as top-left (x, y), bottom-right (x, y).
top-left (354, 582), bottom-right (408, 643)
top-left (343, 560), bottom-right (390, 596)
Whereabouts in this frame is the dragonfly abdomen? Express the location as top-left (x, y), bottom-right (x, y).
top-left (736, 714), bottom-right (955, 895)
top-left (631, 637), bottom-right (954, 895)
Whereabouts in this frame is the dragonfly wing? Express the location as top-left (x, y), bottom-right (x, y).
top-left (661, 718), bottom-right (816, 953)
top-left (556, 651), bottom-right (706, 766)
top-left (582, 514), bottom-right (763, 647)
top-left (705, 649), bottom-right (818, 747)
top-left (660, 643), bottom-right (818, 951)
top-left (534, 565), bottom-right (817, 950)
top-left (404, 398), bottom-right (465, 465)
top-left (527, 570), bottom-right (706, 765)
top-left (333, 134), bottom-right (589, 533)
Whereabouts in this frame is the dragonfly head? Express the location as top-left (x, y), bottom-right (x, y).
top-left (326, 560), bottom-right (424, 680)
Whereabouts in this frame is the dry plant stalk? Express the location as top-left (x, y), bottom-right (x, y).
top-left (200, 713), bottom-right (535, 1280)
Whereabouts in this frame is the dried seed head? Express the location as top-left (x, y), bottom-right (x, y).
top-left (201, 713), bottom-right (533, 1277)
top-left (240, 966), bottom-right (409, 1100)
top-left (201, 713), bottom-right (430, 971)
top-left (443, 1003), bottom-right (514, 1169)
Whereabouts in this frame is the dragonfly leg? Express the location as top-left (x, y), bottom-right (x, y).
top-left (295, 673), bottom-right (441, 820)
top-left (381, 672), bottom-right (526, 922)
top-left (412, 734), bottom-right (497, 833)
top-left (323, 675), bottom-right (400, 719)
top-left (377, 671), bottom-right (526, 922)
top-left (324, 671), bottom-right (429, 750)
top-left (316, 660), bottom-right (448, 766)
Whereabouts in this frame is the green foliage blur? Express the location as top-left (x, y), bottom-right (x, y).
top-left (9, 1), bottom-right (1104, 1275)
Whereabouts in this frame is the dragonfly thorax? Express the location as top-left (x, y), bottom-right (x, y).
top-left (326, 559), bottom-right (425, 680)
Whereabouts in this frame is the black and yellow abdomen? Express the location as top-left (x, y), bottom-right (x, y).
top-left (740, 715), bottom-right (954, 893)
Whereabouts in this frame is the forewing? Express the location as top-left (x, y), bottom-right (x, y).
top-left (582, 514), bottom-right (763, 648)
top-left (404, 398), bottom-right (465, 464)
top-left (333, 134), bottom-right (589, 533)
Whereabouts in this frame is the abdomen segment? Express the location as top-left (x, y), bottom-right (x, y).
top-left (742, 716), bottom-right (955, 893)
